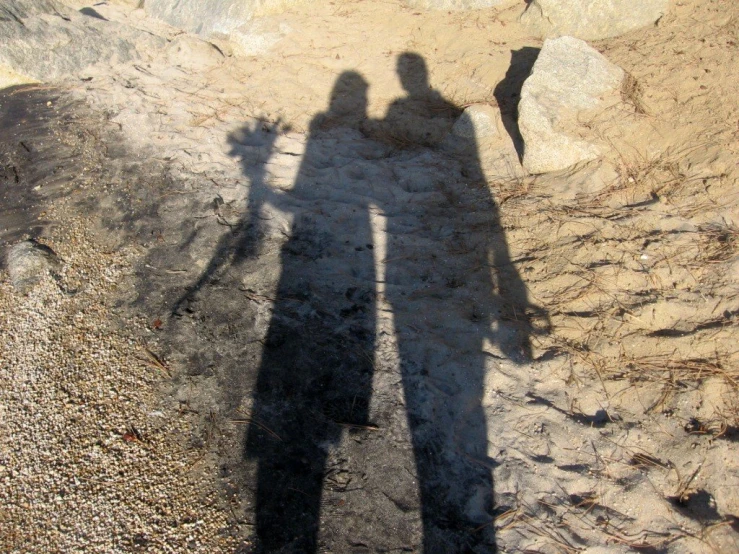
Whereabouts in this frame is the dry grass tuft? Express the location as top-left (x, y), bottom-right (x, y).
top-left (615, 149), bottom-right (687, 200)
top-left (699, 222), bottom-right (739, 263)
top-left (621, 73), bottom-right (647, 115)
top-left (621, 354), bottom-right (737, 387)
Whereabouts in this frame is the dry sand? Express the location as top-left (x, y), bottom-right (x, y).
top-left (1, 0), bottom-right (738, 552)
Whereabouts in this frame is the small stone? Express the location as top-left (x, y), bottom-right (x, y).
top-left (451, 104), bottom-right (501, 140)
top-left (6, 240), bottom-right (61, 294)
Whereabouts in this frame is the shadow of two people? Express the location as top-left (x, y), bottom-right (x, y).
top-left (181, 51), bottom-right (546, 553)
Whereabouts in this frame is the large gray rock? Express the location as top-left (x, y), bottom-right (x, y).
top-left (0, 0), bottom-right (164, 86)
top-left (144, 0), bottom-right (253, 35)
top-left (59, 1), bottom-right (142, 7)
top-left (518, 36), bottom-right (624, 174)
top-left (1, 0), bottom-right (67, 18)
top-left (6, 240), bottom-right (61, 294)
top-left (403, 0), bottom-right (514, 10)
top-left (144, 0), bottom-right (303, 55)
top-left (520, 0), bottom-right (669, 40)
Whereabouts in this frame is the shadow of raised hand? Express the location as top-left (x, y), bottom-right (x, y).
top-left (171, 118), bottom-right (289, 316)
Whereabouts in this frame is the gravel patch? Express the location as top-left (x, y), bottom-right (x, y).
top-left (0, 216), bottom-right (240, 553)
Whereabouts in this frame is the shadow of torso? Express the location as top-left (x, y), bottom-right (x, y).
top-left (243, 72), bottom-right (378, 553)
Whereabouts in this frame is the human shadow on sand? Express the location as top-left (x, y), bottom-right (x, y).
top-left (173, 54), bottom-right (547, 553)
top-left (238, 72), bottom-right (379, 552)
top-left (376, 53), bottom-right (545, 553)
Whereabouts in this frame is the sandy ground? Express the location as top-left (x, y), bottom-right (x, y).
top-left (1, 0), bottom-right (739, 552)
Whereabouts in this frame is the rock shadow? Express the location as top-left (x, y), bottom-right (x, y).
top-left (493, 47), bottom-right (540, 160)
top-left (78, 7), bottom-right (108, 21)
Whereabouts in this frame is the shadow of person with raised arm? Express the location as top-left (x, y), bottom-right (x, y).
top-left (171, 117), bottom-right (284, 317)
top-left (233, 72), bottom-right (378, 553)
top-left (378, 52), bottom-right (548, 552)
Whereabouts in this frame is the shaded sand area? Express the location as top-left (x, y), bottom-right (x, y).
top-left (1, 1), bottom-right (739, 552)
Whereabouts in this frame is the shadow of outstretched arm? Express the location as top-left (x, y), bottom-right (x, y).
top-left (171, 119), bottom-right (288, 316)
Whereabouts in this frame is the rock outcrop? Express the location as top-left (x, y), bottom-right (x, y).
top-left (0, 0), bottom-right (163, 87)
top-left (518, 36), bottom-right (624, 174)
top-left (403, 0), bottom-right (514, 10)
top-left (2, 0), bottom-right (67, 17)
top-left (520, 0), bottom-right (669, 40)
top-left (144, 0), bottom-right (302, 55)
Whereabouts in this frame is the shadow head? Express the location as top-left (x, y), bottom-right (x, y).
top-left (323, 70), bottom-right (369, 128)
top-left (397, 52), bottom-right (431, 97)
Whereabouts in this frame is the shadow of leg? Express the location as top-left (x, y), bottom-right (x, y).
top-left (399, 354), bottom-right (496, 553)
top-left (255, 446), bottom-right (327, 552)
